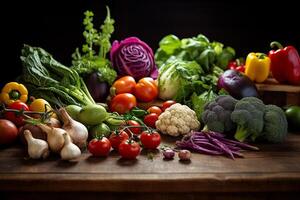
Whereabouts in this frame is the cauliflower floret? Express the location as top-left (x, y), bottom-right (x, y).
top-left (155, 103), bottom-right (200, 136)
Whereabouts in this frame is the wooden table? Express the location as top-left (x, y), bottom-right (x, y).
top-left (1, 133), bottom-right (300, 200)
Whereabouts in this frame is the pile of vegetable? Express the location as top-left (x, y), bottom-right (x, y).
top-left (1, 4), bottom-right (299, 164)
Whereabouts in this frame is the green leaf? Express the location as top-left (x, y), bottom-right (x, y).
top-left (159, 34), bottom-right (181, 55)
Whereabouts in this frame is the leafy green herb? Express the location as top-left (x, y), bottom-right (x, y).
top-left (72, 6), bottom-right (117, 85)
top-left (20, 45), bottom-right (95, 107)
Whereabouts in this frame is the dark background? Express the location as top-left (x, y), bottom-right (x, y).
top-left (1, 0), bottom-right (299, 88)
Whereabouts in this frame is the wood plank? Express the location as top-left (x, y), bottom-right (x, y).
top-left (256, 78), bottom-right (300, 93)
top-left (0, 134), bottom-right (300, 193)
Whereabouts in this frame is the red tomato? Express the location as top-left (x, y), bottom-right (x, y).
top-left (140, 131), bottom-right (161, 149)
top-left (109, 130), bottom-right (129, 150)
top-left (134, 77), bottom-right (158, 102)
top-left (88, 137), bottom-right (111, 157)
top-left (5, 101), bottom-right (29, 126)
top-left (119, 140), bottom-right (141, 159)
top-left (110, 93), bottom-right (137, 114)
top-left (161, 100), bottom-right (176, 111)
top-left (147, 106), bottom-right (162, 116)
top-left (0, 119), bottom-right (18, 146)
top-left (112, 76), bottom-right (136, 94)
top-left (125, 120), bottom-right (141, 135)
top-left (143, 113), bottom-right (159, 128)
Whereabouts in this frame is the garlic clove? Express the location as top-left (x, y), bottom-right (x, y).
top-left (37, 124), bottom-right (66, 153)
top-left (60, 133), bottom-right (81, 161)
top-left (24, 130), bottom-right (50, 159)
top-left (59, 107), bottom-right (88, 149)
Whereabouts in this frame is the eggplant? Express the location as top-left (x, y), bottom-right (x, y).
top-left (85, 72), bottom-right (110, 102)
top-left (217, 69), bottom-right (259, 99)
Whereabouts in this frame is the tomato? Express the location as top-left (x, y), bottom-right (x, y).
top-left (29, 98), bottom-right (51, 112)
top-left (161, 100), bottom-right (176, 111)
top-left (140, 131), bottom-right (161, 149)
top-left (110, 93), bottom-right (137, 114)
top-left (143, 113), bottom-right (159, 128)
top-left (125, 120), bottom-right (141, 135)
top-left (134, 77), bottom-right (158, 102)
top-left (147, 106), bottom-right (162, 116)
top-left (119, 140), bottom-right (141, 159)
top-left (112, 76), bottom-right (136, 94)
top-left (5, 101), bottom-right (29, 126)
top-left (0, 119), bottom-right (18, 146)
top-left (29, 98), bottom-right (57, 118)
top-left (109, 130), bottom-right (129, 150)
top-left (88, 137), bottom-right (111, 157)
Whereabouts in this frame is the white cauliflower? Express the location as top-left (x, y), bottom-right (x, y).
top-left (155, 103), bottom-right (200, 136)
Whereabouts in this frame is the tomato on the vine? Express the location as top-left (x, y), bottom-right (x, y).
top-left (147, 106), bottom-right (162, 116)
top-left (140, 131), bottom-right (161, 149)
top-left (143, 113), bottom-right (159, 128)
top-left (88, 137), bottom-right (111, 157)
top-left (5, 101), bottom-right (29, 126)
top-left (161, 100), bottom-right (176, 111)
top-left (112, 76), bottom-right (136, 94)
top-left (109, 130), bottom-right (129, 150)
top-left (110, 93), bottom-right (137, 114)
top-left (119, 140), bottom-right (141, 159)
top-left (125, 120), bottom-right (141, 135)
top-left (134, 77), bottom-right (158, 102)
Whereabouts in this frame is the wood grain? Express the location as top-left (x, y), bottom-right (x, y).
top-left (1, 133), bottom-right (300, 194)
top-left (256, 78), bottom-right (300, 93)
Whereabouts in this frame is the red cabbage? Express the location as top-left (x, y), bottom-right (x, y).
top-left (110, 37), bottom-right (158, 80)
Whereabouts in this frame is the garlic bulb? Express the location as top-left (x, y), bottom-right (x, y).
top-left (37, 124), bottom-right (65, 153)
top-left (60, 133), bottom-right (81, 161)
top-left (24, 130), bottom-right (50, 159)
top-left (59, 107), bottom-right (88, 149)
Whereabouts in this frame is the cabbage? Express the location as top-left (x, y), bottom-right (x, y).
top-left (110, 37), bottom-right (158, 80)
top-left (158, 59), bottom-right (202, 102)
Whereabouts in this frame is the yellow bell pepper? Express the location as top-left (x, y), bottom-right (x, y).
top-left (0, 82), bottom-right (28, 105)
top-left (245, 53), bottom-right (270, 83)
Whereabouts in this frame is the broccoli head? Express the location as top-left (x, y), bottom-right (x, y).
top-left (231, 97), bottom-right (266, 142)
top-left (261, 105), bottom-right (288, 143)
top-left (202, 95), bottom-right (238, 133)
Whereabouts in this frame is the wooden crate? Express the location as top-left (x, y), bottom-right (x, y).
top-left (256, 78), bottom-right (300, 106)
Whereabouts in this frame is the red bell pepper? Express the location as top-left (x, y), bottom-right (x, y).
top-left (268, 41), bottom-right (300, 85)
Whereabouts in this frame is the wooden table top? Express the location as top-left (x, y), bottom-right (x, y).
top-left (1, 133), bottom-right (300, 193)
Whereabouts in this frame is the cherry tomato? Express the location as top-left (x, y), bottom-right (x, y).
top-left (125, 120), bottom-right (141, 135)
top-left (147, 106), bottom-right (162, 116)
top-left (0, 119), bottom-right (18, 146)
top-left (134, 77), bottom-right (158, 102)
top-left (161, 100), bottom-right (176, 111)
top-left (109, 130), bottom-right (129, 150)
top-left (110, 93), bottom-right (137, 114)
top-left (143, 113), bottom-right (159, 128)
top-left (5, 101), bottom-right (29, 127)
top-left (140, 131), bottom-right (161, 149)
top-left (88, 137), bottom-right (111, 157)
top-left (112, 76), bottom-right (136, 94)
top-left (119, 140), bottom-right (141, 159)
